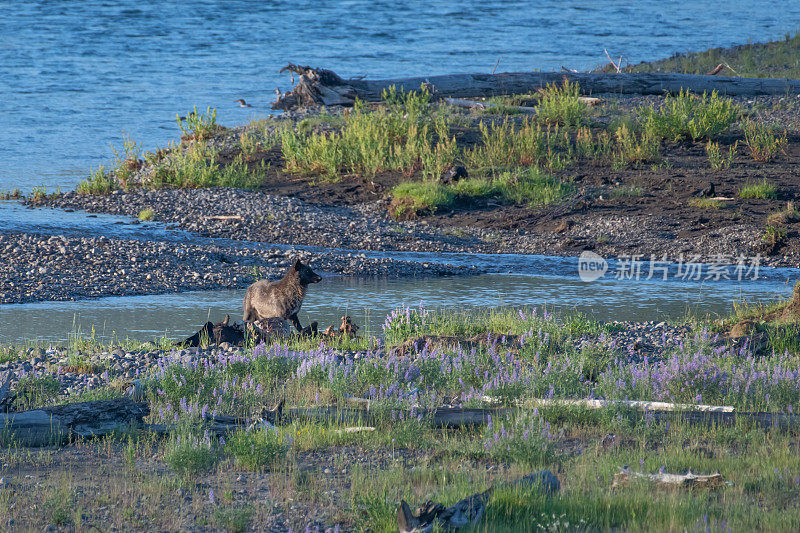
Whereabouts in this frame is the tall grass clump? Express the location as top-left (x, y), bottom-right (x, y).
top-left (225, 428), bottom-right (288, 471)
top-left (535, 80), bottom-right (590, 128)
top-left (742, 119), bottom-right (787, 162)
top-left (465, 118), bottom-right (570, 173)
top-left (640, 89), bottom-right (738, 141)
top-left (706, 140), bottom-right (737, 170)
top-left (164, 431), bottom-right (218, 478)
top-left (739, 179), bottom-right (777, 199)
top-left (390, 167), bottom-right (574, 218)
top-left (150, 142), bottom-right (266, 189)
top-left (574, 125), bottom-right (660, 167)
top-left (177, 106), bottom-right (218, 141)
top-left (77, 165), bottom-right (116, 194)
top-left (280, 86), bottom-right (455, 180)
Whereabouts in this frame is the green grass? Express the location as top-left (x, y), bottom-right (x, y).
top-left (150, 141), bottom-right (267, 189)
top-left (177, 106), bottom-right (218, 141)
top-left (619, 32), bottom-right (800, 79)
top-left (77, 165), bottom-right (116, 194)
top-left (742, 119), bottom-right (787, 162)
top-left (739, 179), bottom-right (778, 199)
top-left (224, 428), bottom-right (288, 471)
top-left (639, 89), bottom-right (739, 142)
top-left (689, 197), bottom-right (724, 209)
top-left (706, 140), bottom-right (737, 170)
top-left (280, 86), bottom-right (451, 181)
top-left (3, 302), bottom-right (800, 530)
top-left (390, 167), bottom-right (574, 217)
top-left (535, 80), bottom-right (590, 128)
top-left (138, 208), bottom-right (155, 221)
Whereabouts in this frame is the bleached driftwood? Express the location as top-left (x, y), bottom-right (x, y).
top-left (0, 399), bottom-right (149, 447)
top-left (272, 64), bottom-right (800, 110)
top-left (527, 397), bottom-right (734, 413)
top-left (612, 467), bottom-right (725, 489)
top-left (398, 470), bottom-right (560, 533)
top-left (204, 215), bottom-right (244, 221)
top-left (283, 397), bottom-right (800, 429)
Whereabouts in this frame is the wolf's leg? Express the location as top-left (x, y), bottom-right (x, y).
top-left (289, 313), bottom-right (303, 332)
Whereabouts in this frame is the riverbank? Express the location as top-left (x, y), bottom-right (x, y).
top-left (27, 88), bottom-right (800, 272)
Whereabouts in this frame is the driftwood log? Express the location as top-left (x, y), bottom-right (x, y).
top-left (272, 64), bottom-right (800, 109)
top-left (612, 467), bottom-right (725, 489)
top-left (0, 399), bottom-right (149, 447)
top-left (259, 402), bottom-right (800, 430)
top-left (398, 470), bottom-right (560, 533)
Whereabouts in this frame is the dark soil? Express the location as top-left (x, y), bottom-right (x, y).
top-left (240, 115), bottom-right (800, 265)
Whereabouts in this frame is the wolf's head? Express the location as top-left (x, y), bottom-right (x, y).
top-left (292, 259), bottom-right (322, 285)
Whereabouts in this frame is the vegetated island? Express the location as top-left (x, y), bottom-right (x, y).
top-left (1, 36), bottom-right (800, 532)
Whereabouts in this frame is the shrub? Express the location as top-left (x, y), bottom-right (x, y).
top-left (640, 89), bottom-right (738, 141)
top-left (706, 140), bottom-right (737, 170)
top-left (77, 165), bottom-right (116, 194)
top-left (612, 124), bottom-right (661, 166)
top-left (535, 80), bottom-right (590, 128)
top-left (464, 118), bottom-right (556, 172)
top-left (15, 374), bottom-right (61, 409)
top-left (739, 179), bottom-right (777, 199)
top-left (164, 431), bottom-right (218, 478)
top-left (138, 208), bottom-right (155, 221)
top-left (224, 428), bottom-right (288, 471)
top-left (280, 87), bottom-right (443, 180)
top-left (742, 119), bottom-right (787, 162)
top-left (177, 106), bottom-right (218, 141)
top-left (150, 142), bottom-right (266, 189)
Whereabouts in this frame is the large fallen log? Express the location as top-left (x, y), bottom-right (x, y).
top-left (272, 64), bottom-right (800, 109)
top-left (0, 399), bottom-right (149, 447)
top-left (261, 404), bottom-right (800, 430)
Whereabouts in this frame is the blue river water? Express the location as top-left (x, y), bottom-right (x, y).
top-left (2, 0), bottom-right (800, 192)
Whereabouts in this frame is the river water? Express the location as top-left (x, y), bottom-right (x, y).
top-left (2, 1), bottom-right (798, 343)
top-left (0, 203), bottom-right (796, 344)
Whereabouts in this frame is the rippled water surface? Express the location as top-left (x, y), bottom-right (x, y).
top-left (0, 271), bottom-right (794, 345)
top-left (2, 0), bottom-right (800, 191)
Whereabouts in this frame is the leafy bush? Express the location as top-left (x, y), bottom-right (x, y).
top-left (706, 140), bottom-right (737, 170)
top-left (77, 165), bottom-right (116, 194)
top-left (742, 119), bottom-right (787, 162)
top-left (177, 106), bottom-right (218, 141)
top-left (535, 80), bottom-right (590, 128)
top-left (138, 208), bottom-right (155, 221)
top-left (640, 89), bottom-right (738, 141)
